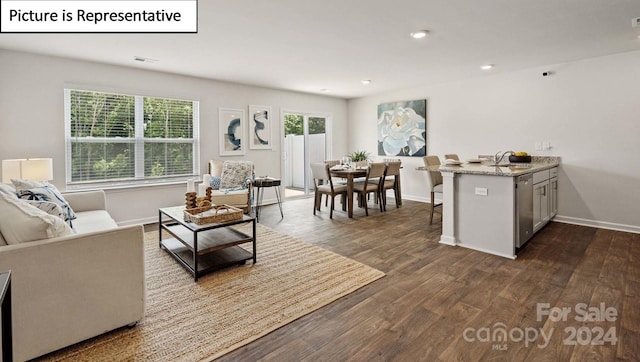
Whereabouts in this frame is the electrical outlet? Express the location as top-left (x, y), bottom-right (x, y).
top-left (535, 142), bottom-right (542, 151)
top-left (475, 187), bottom-right (488, 196)
top-left (543, 141), bottom-right (552, 150)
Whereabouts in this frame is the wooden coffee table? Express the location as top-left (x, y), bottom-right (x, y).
top-left (159, 206), bottom-right (256, 281)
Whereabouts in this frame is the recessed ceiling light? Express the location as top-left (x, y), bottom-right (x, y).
top-left (361, 79), bottom-right (372, 85)
top-left (410, 30), bottom-right (429, 39)
top-left (320, 88), bottom-right (331, 92)
top-left (480, 64), bottom-right (494, 70)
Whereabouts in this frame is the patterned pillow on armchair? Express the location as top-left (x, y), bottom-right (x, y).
top-left (219, 161), bottom-right (254, 190)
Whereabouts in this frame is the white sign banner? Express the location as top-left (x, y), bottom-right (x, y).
top-left (1, 0), bottom-right (198, 33)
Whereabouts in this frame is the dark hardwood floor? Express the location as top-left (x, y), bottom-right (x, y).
top-left (216, 196), bottom-right (639, 361)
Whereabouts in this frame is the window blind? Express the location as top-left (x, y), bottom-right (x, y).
top-left (64, 89), bottom-right (199, 188)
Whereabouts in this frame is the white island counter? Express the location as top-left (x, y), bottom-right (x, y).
top-left (418, 157), bottom-right (560, 259)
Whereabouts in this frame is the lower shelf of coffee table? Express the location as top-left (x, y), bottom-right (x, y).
top-left (162, 224), bottom-right (253, 255)
top-left (161, 238), bottom-right (253, 276)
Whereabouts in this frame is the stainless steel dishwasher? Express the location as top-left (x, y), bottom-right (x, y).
top-left (516, 173), bottom-right (534, 248)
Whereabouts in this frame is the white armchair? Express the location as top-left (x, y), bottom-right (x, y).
top-left (207, 160), bottom-right (254, 213)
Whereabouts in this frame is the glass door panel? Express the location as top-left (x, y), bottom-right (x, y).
top-left (283, 113), bottom-right (327, 197)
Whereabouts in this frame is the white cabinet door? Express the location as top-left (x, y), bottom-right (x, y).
top-left (533, 180), bottom-right (549, 232)
top-left (549, 177), bottom-right (558, 218)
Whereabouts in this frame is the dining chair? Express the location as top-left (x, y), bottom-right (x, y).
top-left (351, 161), bottom-right (369, 184)
top-left (324, 160), bottom-right (341, 168)
top-left (323, 160), bottom-right (347, 205)
top-left (324, 160), bottom-right (347, 184)
top-left (423, 156), bottom-right (443, 224)
top-left (310, 163), bottom-right (347, 218)
top-left (444, 154), bottom-right (460, 161)
top-left (378, 161), bottom-right (402, 211)
top-left (352, 162), bottom-right (386, 216)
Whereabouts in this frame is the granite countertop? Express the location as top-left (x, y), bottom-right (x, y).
top-left (417, 156), bottom-right (560, 177)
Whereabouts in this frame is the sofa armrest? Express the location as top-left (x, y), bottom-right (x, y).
top-left (63, 190), bottom-right (107, 212)
top-left (0, 225), bottom-right (145, 361)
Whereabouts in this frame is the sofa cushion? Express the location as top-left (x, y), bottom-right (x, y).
top-left (10, 178), bottom-right (46, 189)
top-left (219, 161), bottom-right (254, 189)
top-left (72, 210), bottom-right (118, 234)
top-left (0, 231), bottom-right (6, 246)
top-left (16, 184), bottom-right (77, 222)
top-left (0, 192), bottom-right (72, 244)
top-left (208, 160), bottom-right (224, 177)
top-left (210, 176), bottom-right (221, 190)
top-left (24, 200), bottom-right (66, 220)
top-left (0, 183), bottom-right (17, 198)
top-left (211, 189), bottom-right (249, 206)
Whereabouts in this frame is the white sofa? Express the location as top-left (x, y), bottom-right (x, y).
top-left (0, 190), bottom-right (145, 362)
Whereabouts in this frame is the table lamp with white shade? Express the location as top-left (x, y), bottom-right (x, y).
top-left (1, 158), bottom-right (54, 183)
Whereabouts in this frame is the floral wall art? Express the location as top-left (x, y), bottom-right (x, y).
top-left (377, 99), bottom-right (426, 157)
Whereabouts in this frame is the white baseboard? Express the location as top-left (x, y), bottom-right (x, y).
top-left (118, 217), bottom-right (157, 227)
top-left (552, 215), bottom-right (640, 234)
top-left (116, 199), bottom-right (280, 227)
top-left (404, 195), bottom-right (640, 235)
top-left (439, 235), bottom-right (456, 246)
top-left (115, 199), bottom-right (640, 236)
top-left (401, 194), bottom-right (442, 204)
top-left (456, 243), bottom-right (517, 260)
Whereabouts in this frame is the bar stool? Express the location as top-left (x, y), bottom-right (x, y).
top-left (423, 156), bottom-right (443, 224)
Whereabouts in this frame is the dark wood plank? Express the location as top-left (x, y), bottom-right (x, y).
top-left (621, 295), bottom-right (640, 333)
top-left (617, 328), bottom-right (640, 360)
top-left (185, 197), bottom-right (640, 362)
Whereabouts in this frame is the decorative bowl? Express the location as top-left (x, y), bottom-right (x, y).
top-left (509, 155), bottom-right (532, 163)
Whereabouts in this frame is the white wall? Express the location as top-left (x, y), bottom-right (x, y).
top-left (348, 50), bottom-right (640, 233)
top-left (0, 49), bottom-right (348, 224)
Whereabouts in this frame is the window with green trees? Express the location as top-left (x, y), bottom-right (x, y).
top-left (284, 114), bottom-right (326, 136)
top-left (64, 89), bottom-right (199, 187)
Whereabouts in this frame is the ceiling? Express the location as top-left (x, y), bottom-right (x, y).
top-left (1, 0), bottom-right (639, 99)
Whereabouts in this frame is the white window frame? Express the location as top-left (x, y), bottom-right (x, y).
top-left (64, 89), bottom-right (200, 190)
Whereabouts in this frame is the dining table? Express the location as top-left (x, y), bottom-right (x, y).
top-left (328, 167), bottom-right (367, 218)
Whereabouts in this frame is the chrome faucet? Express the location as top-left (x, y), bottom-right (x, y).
top-left (494, 150), bottom-right (515, 165)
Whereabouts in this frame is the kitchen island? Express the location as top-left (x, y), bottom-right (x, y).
top-left (418, 156), bottom-right (560, 259)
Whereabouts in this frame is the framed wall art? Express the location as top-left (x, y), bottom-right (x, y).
top-left (377, 99), bottom-right (426, 157)
top-left (248, 105), bottom-right (273, 150)
top-left (219, 107), bottom-right (246, 156)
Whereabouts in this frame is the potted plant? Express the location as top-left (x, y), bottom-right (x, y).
top-left (348, 150), bottom-right (371, 162)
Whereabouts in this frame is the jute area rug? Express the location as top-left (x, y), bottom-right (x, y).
top-left (39, 223), bottom-right (385, 361)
